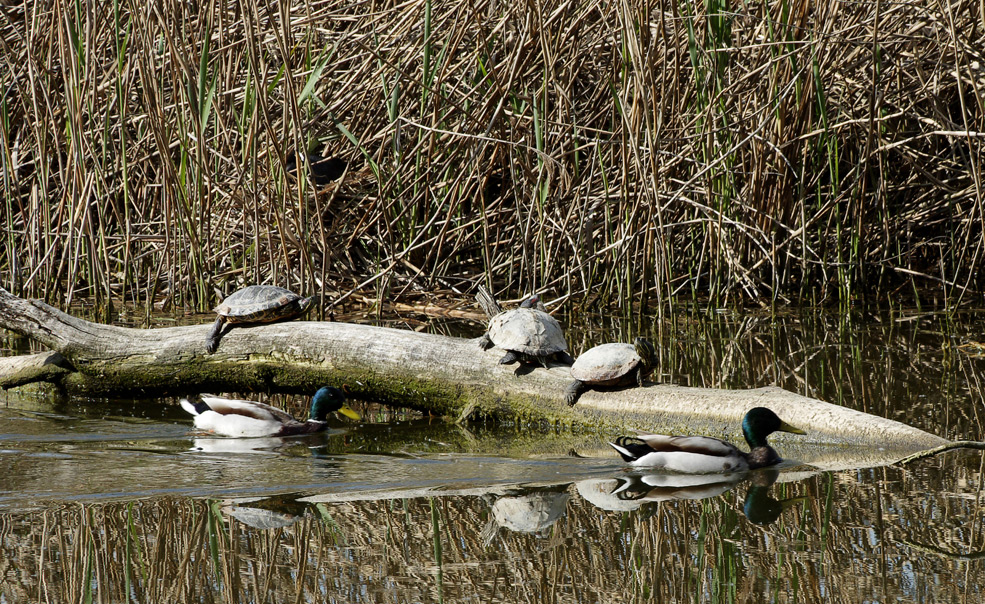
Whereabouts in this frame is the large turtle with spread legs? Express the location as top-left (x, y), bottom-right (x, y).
top-left (564, 337), bottom-right (656, 405)
top-left (477, 294), bottom-right (574, 369)
top-left (205, 285), bottom-right (315, 354)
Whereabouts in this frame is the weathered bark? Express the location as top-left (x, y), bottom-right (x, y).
top-left (0, 351), bottom-right (73, 389)
top-left (0, 287), bottom-right (949, 452)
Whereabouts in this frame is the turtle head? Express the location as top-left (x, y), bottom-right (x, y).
top-left (741, 407), bottom-right (805, 448)
top-left (519, 294), bottom-right (539, 309)
top-left (633, 337), bottom-right (656, 373)
top-left (310, 386), bottom-right (361, 422)
top-left (519, 294), bottom-right (549, 311)
top-left (297, 295), bottom-right (317, 316)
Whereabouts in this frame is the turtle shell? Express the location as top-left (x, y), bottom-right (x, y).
top-left (486, 308), bottom-right (568, 356)
top-left (214, 285), bottom-right (308, 323)
top-left (569, 343), bottom-right (641, 385)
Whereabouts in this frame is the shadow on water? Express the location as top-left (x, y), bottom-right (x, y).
top-left (3, 308), bottom-right (985, 602)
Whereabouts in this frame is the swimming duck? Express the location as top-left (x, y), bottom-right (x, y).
top-left (179, 387), bottom-right (361, 437)
top-left (608, 407), bottom-right (805, 473)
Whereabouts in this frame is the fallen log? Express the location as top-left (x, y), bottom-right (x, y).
top-left (0, 287), bottom-right (949, 454)
top-left (0, 351), bottom-right (73, 389)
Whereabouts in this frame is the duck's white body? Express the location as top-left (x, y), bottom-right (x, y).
top-left (609, 434), bottom-right (749, 473)
top-left (180, 395), bottom-right (320, 438)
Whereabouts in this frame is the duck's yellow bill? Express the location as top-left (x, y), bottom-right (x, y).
top-left (338, 404), bottom-right (361, 421)
top-left (779, 420), bottom-right (806, 435)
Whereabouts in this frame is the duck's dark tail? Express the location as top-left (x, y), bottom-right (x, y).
top-left (179, 395), bottom-right (209, 416)
top-left (608, 437), bottom-right (650, 463)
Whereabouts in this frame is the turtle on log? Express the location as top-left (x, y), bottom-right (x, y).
top-left (476, 293), bottom-right (574, 371)
top-left (564, 337), bottom-right (656, 405)
top-left (205, 285), bottom-right (315, 354)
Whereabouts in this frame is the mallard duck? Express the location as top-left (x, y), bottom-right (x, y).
top-left (179, 387), bottom-right (360, 437)
top-left (608, 407), bottom-right (805, 473)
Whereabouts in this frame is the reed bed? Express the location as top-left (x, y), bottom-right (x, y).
top-left (1, 0), bottom-right (983, 313)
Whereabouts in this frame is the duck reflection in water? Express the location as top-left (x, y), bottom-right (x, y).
top-left (742, 469), bottom-right (808, 525)
top-left (576, 472), bottom-right (745, 512)
top-left (191, 436), bottom-right (290, 454)
top-left (577, 469), bottom-right (806, 526)
top-left (190, 433), bottom-right (330, 455)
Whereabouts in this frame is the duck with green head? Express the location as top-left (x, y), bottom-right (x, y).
top-left (609, 407), bottom-right (805, 473)
top-left (180, 387), bottom-right (361, 438)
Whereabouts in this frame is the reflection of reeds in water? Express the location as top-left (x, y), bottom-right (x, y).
top-left (2, 461), bottom-right (984, 603)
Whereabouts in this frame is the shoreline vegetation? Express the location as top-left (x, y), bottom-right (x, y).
top-left (1, 0), bottom-right (983, 315)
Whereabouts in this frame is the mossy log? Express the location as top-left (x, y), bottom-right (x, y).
top-left (0, 287), bottom-right (948, 453)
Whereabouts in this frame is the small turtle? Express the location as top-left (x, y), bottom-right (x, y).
top-left (477, 294), bottom-right (574, 368)
top-left (205, 285), bottom-right (315, 354)
top-left (564, 337), bottom-right (656, 405)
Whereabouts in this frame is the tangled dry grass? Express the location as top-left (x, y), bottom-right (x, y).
top-left (1, 0), bottom-right (983, 312)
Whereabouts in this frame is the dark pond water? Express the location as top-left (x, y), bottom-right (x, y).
top-left (2, 308), bottom-right (985, 603)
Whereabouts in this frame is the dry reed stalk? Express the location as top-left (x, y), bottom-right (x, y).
top-left (0, 0), bottom-right (982, 312)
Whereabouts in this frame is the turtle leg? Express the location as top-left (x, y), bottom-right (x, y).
top-left (564, 380), bottom-right (585, 406)
top-left (555, 351), bottom-right (575, 366)
top-left (635, 367), bottom-right (645, 387)
top-left (499, 351), bottom-right (519, 364)
top-left (513, 363), bottom-right (535, 377)
top-left (477, 333), bottom-right (493, 350)
top-left (204, 316), bottom-right (226, 354)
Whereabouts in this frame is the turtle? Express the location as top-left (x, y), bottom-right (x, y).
top-left (477, 294), bottom-right (574, 369)
top-left (563, 337), bottom-right (656, 405)
top-left (205, 285), bottom-right (315, 354)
